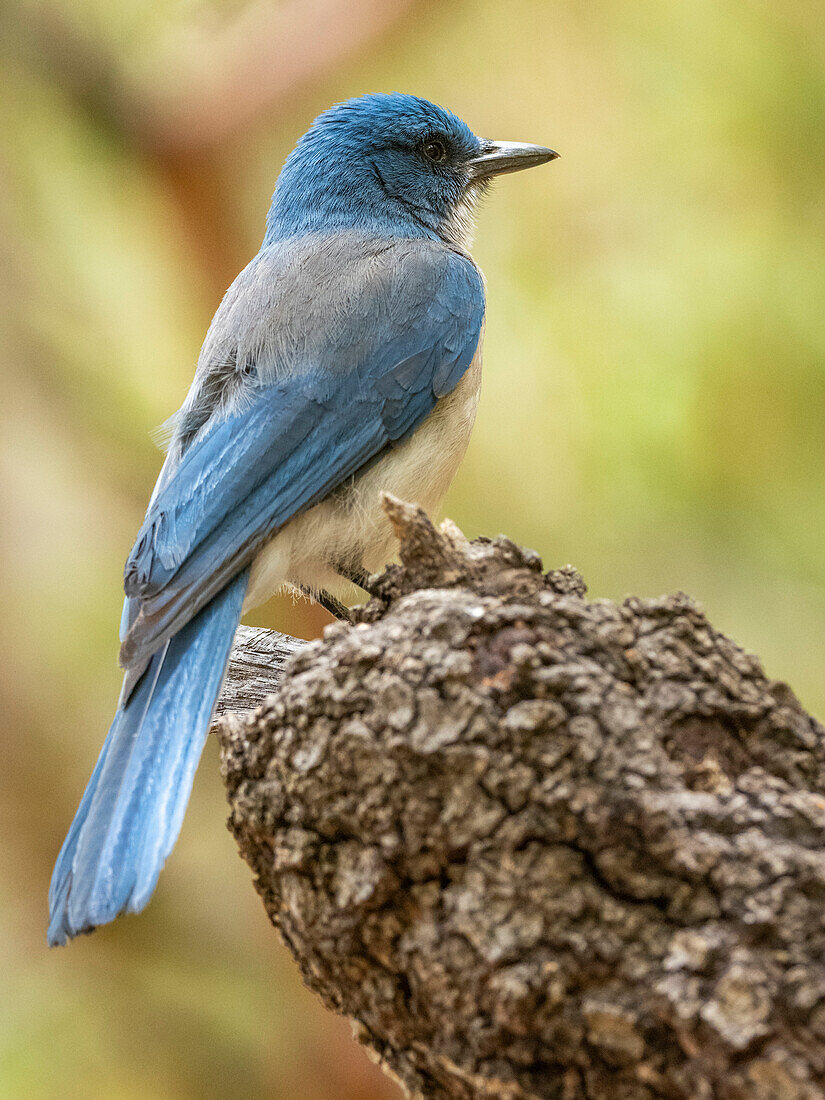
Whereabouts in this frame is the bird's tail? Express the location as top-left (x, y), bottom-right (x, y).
top-left (48, 571), bottom-right (248, 946)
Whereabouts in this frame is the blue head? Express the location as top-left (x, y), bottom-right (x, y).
top-left (265, 93), bottom-right (557, 246)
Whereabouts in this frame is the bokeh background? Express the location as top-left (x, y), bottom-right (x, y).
top-left (2, 0), bottom-right (824, 1095)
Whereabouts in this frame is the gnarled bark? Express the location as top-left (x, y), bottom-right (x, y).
top-left (217, 497), bottom-right (825, 1099)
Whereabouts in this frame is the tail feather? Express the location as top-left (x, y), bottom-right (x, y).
top-left (48, 571), bottom-right (248, 946)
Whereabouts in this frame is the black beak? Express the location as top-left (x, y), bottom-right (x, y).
top-left (467, 141), bottom-right (559, 181)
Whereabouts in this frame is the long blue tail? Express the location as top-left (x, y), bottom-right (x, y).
top-left (48, 571), bottom-right (248, 946)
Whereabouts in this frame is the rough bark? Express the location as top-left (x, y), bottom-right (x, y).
top-left (217, 497), bottom-right (825, 1100)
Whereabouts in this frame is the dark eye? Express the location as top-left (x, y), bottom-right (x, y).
top-left (422, 139), bottom-right (448, 164)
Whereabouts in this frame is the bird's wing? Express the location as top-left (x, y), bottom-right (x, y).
top-left (119, 243), bottom-right (484, 670)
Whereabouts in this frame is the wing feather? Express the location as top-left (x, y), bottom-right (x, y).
top-left (120, 244), bottom-right (484, 670)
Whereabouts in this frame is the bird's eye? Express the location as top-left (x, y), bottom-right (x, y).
top-left (422, 139), bottom-right (448, 164)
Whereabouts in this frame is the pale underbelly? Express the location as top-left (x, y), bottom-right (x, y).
top-left (243, 352), bottom-right (481, 610)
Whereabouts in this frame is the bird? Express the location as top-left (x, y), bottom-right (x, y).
top-left (48, 93), bottom-right (557, 945)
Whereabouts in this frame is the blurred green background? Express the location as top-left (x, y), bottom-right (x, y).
top-left (2, 0), bottom-right (823, 1095)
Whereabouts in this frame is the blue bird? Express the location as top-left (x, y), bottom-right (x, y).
top-left (48, 93), bottom-right (557, 945)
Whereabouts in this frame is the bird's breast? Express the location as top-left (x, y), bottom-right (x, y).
top-left (350, 345), bottom-right (483, 563)
top-left (244, 344), bottom-right (483, 610)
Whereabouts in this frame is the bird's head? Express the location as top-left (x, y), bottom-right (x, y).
top-left (265, 93), bottom-right (557, 248)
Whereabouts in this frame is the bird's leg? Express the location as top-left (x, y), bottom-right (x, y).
top-left (332, 560), bottom-right (381, 596)
top-left (299, 585), bottom-right (353, 623)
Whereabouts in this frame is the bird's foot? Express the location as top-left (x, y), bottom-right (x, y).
top-left (332, 561), bottom-right (381, 597)
top-left (300, 585), bottom-right (353, 623)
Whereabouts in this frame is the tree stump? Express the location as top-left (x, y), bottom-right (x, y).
top-left (217, 497), bottom-right (825, 1099)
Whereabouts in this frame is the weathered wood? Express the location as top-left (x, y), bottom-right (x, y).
top-left (217, 497), bottom-right (825, 1100)
top-left (214, 625), bottom-right (305, 721)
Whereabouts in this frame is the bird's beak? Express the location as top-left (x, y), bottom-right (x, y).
top-left (467, 141), bottom-right (559, 180)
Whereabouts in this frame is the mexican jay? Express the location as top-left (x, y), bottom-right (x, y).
top-left (48, 93), bottom-right (557, 945)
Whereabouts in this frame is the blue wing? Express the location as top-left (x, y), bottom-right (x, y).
top-left (120, 244), bottom-right (484, 670)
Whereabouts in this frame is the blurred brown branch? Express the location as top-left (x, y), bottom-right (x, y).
top-left (4, 0), bottom-right (420, 296)
top-left (135, 0), bottom-right (420, 152)
top-left (217, 499), bottom-right (825, 1100)
top-left (5, 0), bottom-right (419, 151)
